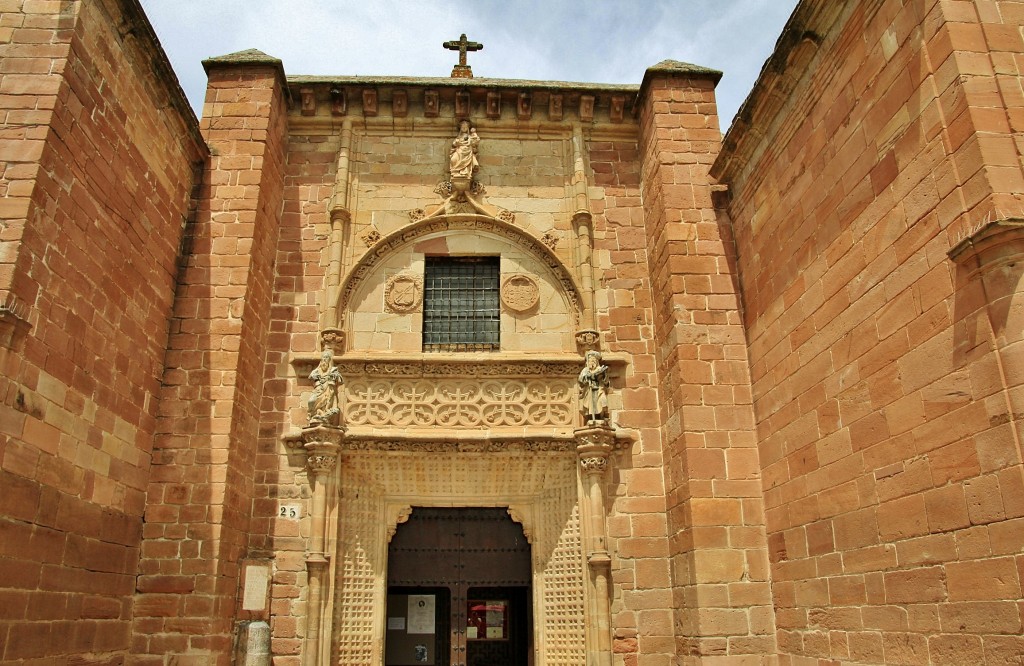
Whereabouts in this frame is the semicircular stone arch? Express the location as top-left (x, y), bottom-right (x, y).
top-left (337, 214), bottom-right (584, 354)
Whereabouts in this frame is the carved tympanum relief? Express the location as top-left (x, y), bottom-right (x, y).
top-left (344, 229), bottom-right (579, 353)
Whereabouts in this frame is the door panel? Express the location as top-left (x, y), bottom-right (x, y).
top-left (386, 508), bottom-right (531, 666)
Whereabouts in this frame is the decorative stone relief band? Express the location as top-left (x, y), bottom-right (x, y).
top-left (333, 438), bottom-right (576, 453)
top-left (345, 378), bottom-right (573, 428)
top-left (334, 359), bottom-right (581, 377)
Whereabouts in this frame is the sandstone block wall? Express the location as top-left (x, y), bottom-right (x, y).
top-left (713, 0), bottom-right (1024, 662)
top-left (638, 66), bottom-right (776, 664)
top-left (130, 54), bottom-right (288, 665)
top-left (249, 83), bottom-right (717, 663)
top-left (0, 0), bottom-right (205, 663)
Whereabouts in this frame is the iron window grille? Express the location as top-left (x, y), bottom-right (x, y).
top-left (422, 256), bottom-right (500, 352)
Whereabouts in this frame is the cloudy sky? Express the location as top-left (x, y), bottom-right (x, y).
top-left (138, 0), bottom-right (799, 131)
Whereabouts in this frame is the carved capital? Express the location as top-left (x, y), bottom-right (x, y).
top-left (572, 210), bottom-right (593, 229)
top-left (575, 329), bottom-right (600, 352)
top-left (301, 425), bottom-right (344, 475)
top-left (588, 550), bottom-right (612, 571)
top-left (575, 425), bottom-right (614, 474)
top-left (329, 207), bottom-right (351, 226)
top-left (320, 328), bottom-right (345, 353)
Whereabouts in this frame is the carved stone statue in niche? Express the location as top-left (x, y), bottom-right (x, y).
top-left (449, 118), bottom-right (480, 179)
top-left (308, 350), bottom-right (344, 426)
top-left (578, 350), bottom-right (609, 425)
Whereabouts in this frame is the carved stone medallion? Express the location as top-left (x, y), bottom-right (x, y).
top-left (501, 273), bottom-right (540, 313)
top-left (384, 274), bottom-right (423, 313)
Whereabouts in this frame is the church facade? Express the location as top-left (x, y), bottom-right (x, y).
top-left (1, 0), bottom-right (1023, 665)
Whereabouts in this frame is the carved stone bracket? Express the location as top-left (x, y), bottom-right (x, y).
top-left (0, 292), bottom-right (31, 350)
top-left (506, 505), bottom-right (535, 544)
top-left (575, 329), bottom-right (600, 353)
top-left (319, 328), bottom-right (345, 354)
top-left (300, 425), bottom-right (344, 471)
top-left (385, 504), bottom-right (413, 541)
top-left (949, 217), bottom-right (1024, 274)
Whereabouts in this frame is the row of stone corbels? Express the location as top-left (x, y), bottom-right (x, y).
top-left (290, 421), bottom-right (620, 666)
top-left (297, 85), bottom-right (629, 123)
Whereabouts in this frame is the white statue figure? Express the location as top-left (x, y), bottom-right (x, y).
top-left (578, 350), bottom-right (609, 425)
top-left (308, 350), bottom-right (343, 426)
top-left (449, 119), bottom-right (480, 179)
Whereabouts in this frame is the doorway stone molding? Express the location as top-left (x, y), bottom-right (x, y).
top-left (324, 448), bottom-right (588, 666)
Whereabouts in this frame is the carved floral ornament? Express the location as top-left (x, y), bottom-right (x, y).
top-left (579, 456), bottom-right (608, 473)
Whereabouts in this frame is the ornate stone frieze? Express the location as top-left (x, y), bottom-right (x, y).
top-left (345, 378), bottom-right (574, 428)
top-left (338, 438), bottom-right (576, 452)
top-left (334, 359), bottom-right (580, 377)
top-left (578, 456), bottom-right (608, 474)
top-left (500, 273), bottom-right (540, 313)
top-left (383, 273), bottom-right (423, 313)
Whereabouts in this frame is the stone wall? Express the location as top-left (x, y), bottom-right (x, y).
top-left (129, 52), bottom-right (288, 665)
top-left (713, 0), bottom-right (1024, 662)
top-left (638, 63), bottom-right (776, 664)
top-left (0, 0), bottom-right (205, 663)
top-left (246, 82), bottom-right (708, 664)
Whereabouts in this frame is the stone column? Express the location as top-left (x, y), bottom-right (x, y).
top-left (571, 126), bottom-right (599, 350)
top-left (575, 425), bottom-right (614, 666)
top-left (321, 117), bottom-right (353, 338)
top-left (299, 425), bottom-right (344, 666)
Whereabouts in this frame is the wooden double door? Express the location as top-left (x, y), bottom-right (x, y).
top-left (385, 508), bottom-right (532, 666)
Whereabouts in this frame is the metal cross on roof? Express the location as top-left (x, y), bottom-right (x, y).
top-left (443, 33), bottom-right (483, 78)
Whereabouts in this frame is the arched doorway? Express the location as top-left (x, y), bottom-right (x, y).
top-left (384, 507), bottom-right (532, 666)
